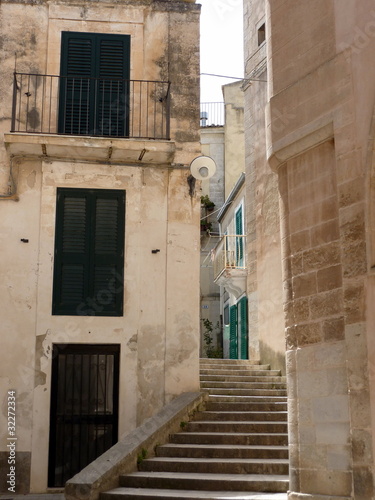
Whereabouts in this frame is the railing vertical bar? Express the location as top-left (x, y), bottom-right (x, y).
top-left (61, 353), bottom-right (68, 486)
top-left (109, 80), bottom-right (112, 136)
top-left (101, 79), bottom-right (105, 136)
top-left (116, 81), bottom-right (120, 136)
top-left (131, 80), bottom-right (135, 137)
top-left (104, 354), bottom-right (108, 446)
top-left (78, 354), bottom-right (83, 472)
top-left (78, 78), bottom-right (82, 134)
top-left (25, 74), bottom-right (31, 132)
top-left (93, 79), bottom-right (98, 136)
top-left (86, 78), bottom-right (90, 135)
top-left (124, 80), bottom-right (128, 137)
top-left (48, 76), bottom-right (53, 134)
top-left (33, 75), bottom-right (38, 131)
top-left (40, 74), bottom-right (45, 133)
top-left (153, 82), bottom-right (157, 139)
top-left (166, 82), bottom-right (171, 140)
top-left (95, 354), bottom-right (100, 457)
top-left (62, 77), bottom-right (67, 134)
top-left (11, 73), bottom-right (17, 132)
top-left (160, 82), bottom-right (164, 140)
top-left (69, 354), bottom-right (76, 482)
top-left (87, 354), bottom-right (92, 466)
top-left (70, 78), bottom-right (75, 134)
top-left (17, 74), bottom-right (23, 132)
top-left (138, 81), bottom-right (142, 138)
top-left (146, 81), bottom-right (149, 139)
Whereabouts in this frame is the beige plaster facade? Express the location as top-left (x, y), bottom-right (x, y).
top-left (0, 0), bottom-right (201, 494)
top-left (222, 81), bottom-right (245, 199)
top-left (244, 0), bottom-right (375, 498)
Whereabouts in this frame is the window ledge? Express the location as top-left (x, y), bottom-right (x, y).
top-left (4, 133), bottom-right (176, 165)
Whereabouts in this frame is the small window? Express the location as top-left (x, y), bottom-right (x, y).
top-left (258, 23), bottom-right (266, 46)
top-left (52, 188), bottom-right (125, 316)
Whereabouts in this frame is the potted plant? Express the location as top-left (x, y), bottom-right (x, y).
top-left (201, 195), bottom-right (215, 211)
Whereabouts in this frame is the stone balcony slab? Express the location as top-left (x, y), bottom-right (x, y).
top-left (4, 133), bottom-right (176, 166)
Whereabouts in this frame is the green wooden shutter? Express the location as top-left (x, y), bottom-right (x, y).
top-left (53, 188), bottom-right (125, 316)
top-left (92, 191), bottom-right (125, 315)
top-left (97, 35), bottom-right (130, 136)
top-left (235, 206), bottom-right (243, 267)
top-left (229, 305), bottom-right (238, 359)
top-left (53, 190), bottom-right (90, 313)
top-left (59, 32), bottom-right (130, 136)
top-left (59, 33), bottom-right (94, 134)
top-left (238, 296), bottom-right (248, 360)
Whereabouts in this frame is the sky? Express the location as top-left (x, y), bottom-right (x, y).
top-left (199, 0), bottom-right (244, 103)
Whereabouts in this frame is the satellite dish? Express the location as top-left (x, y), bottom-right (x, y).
top-left (189, 156), bottom-right (217, 180)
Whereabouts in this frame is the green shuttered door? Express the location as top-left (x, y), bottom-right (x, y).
top-left (229, 297), bottom-right (248, 360)
top-left (59, 32), bottom-right (130, 136)
top-left (229, 305), bottom-right (238, 359)
top-left (238, 296), bottom-right (248, 360)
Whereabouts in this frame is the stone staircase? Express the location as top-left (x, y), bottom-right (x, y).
top-left (101, 358), bottom-right (289, 499)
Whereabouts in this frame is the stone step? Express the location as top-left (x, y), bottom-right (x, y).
top-left (200, 369), bottom-right (282, 377)
top-left (186, 421), bottom-right (288, 433)
top-left (200, 375), bottom-right (286, 383)
top-left (193, 411), bottom-right (287, 422)
top-left (200, 363), bottom-right (271, 372)
top-left (156, 443), bottom-right (289, 459)
top-left (170, 432), bottom-right (289, 446)
top-left (201, 381), bottom-right (287, 390)
top-left (207, 395), bottom-right (287, 403)
top-left (205, 401), bottom-right (287, 412)
top-left (119, 472), bottom-right (289, 493)
top-left (139, 457), bottom-right (289, 475)
top-left (200, 358), bottom-right (263, 366)
top-left (200, 362), bottom-right (271, 371)
top-left (101, 487), bottom-right (288, 499)
top-left (205, 388), bottom-right (287, 396)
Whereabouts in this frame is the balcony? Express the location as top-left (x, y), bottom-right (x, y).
top-left (213, 235), bottom-right (247, 298)
top-left (10, 73), bottom-right (171, 140)
top-left (200, 102), bottom-right (225, 127)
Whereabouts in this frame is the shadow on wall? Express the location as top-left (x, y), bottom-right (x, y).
top-left (259, 340), bottom-right (286, 375)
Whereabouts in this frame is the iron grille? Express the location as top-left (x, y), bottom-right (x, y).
top-left (11, 73), bottom-right (171, 140)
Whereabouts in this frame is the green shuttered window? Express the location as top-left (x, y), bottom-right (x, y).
top-left (52, 188), bottom-right (125, 316)
top-left (59, 32), bottom-right (130, 136)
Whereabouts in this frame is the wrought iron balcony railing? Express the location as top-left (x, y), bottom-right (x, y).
top-left (11, 73), bottom-right (171, 140)
top-left (213, 234), bottom-right (247, 282)
top-left (200, 102), bottom-right (225, 127)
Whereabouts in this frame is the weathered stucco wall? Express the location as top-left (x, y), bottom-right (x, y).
top-left (0, 0), bottom-right (201, 494)
top-left (223, 81), bottom-right (245, 199)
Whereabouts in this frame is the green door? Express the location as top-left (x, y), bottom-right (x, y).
top-left (229, 305), bottom-right (238, 359)
top-left (59, 32), bottom-right (130, 136)
top-left (238, 296), bottom-right (248, 360)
